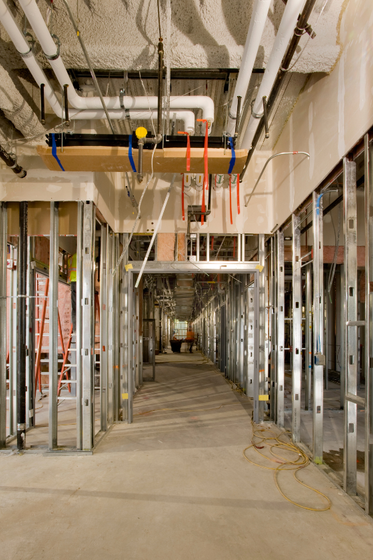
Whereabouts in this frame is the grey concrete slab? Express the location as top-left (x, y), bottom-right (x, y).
top-left (1, 360), bottom-right (373, 560)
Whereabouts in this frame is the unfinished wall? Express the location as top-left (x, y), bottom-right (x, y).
top-left (271, 0), bottom-right (373, 229)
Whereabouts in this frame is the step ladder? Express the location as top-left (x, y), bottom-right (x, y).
top-left (34, 275), bottom-right (66, 395)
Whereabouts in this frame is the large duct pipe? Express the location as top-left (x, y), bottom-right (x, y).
top-left (226, 0), bottom-right (271, 136)
top-left (240, 0), bottom-right (307, 150)
top-left (18, 0), bottom-right (214, 126)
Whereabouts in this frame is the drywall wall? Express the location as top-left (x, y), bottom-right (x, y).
top-left (271, 0), bottom-right (373, 230)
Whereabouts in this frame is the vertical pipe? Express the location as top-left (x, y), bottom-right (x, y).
top-left (76, 201), bottom-right (83, 449)
top-left (365, 134), bottom-right (373, 515)
top-left (305, 264), bottom-right (312, 410)
top-left (63, 84), bottom-right (69, 124)
top-left (17, 202), bottom-right (28, 450)
top-left (81, 201), bottom-right (95, 451)
top-left (48, 202), bottom-right (58, 450)
top-left (100, 224), bottom-right (108, 432)
top-left (292, 214), bottom-right (302, 442)
top-left (343, 157), bottom-right (358, 495)
top-left (277, 231), bottom-right (285, 428)
top-left (157, 39), bottom-right (164, 137)
top-left (106, 229), bottom-right (114, 425)
top-left (40, 83), bottom-right (45, 124)
top-left (0, 203), bottom-right (7, 447)
top-left (9, 245), bottom-right (17, 436)
top-left (313, 191), bottom-right (324, 464)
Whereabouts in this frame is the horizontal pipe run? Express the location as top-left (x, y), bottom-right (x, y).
top-left (19, 0), bottom-right (214, 124)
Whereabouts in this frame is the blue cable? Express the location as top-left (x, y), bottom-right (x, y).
top-left (128, 134), bottom-right (137, 173)
top-left (51, 133), bottom-right (65, 171)
top-left (227, 136), bottom-right (236, 175)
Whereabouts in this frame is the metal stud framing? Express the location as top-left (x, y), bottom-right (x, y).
top-left (100, 224), bottom-right (108, 432)
top-left (343, 157), bottom-right (358, 495)
top-left (258, 234), bottom-right (266, 421)
top-left (76, 202), bottom-right (83, 449)
top-left (292, 214), bottom-right (302, 442)
top-left (269, 237), bottom-right (276, 422)
top-left (0, 203), bottom-right (7, 447)
top-left (81, 201), bottom-right (95, 451)
top-left (276, 230), bottom-right (285, 428)
top-left (313, 190), bottom-right (324, 464)
top-left (365, 134), bottom-right (373, 515)
top-left (305, 263), bottom-right (312, 411)
top-left (48, 202), bottom-right (59, 450)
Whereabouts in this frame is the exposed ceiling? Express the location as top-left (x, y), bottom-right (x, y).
top-left (0, 0), bottom-right (346, 152)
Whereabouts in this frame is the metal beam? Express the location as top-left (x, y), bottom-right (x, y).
top-left (81, 201), bottom-right (95, 451)
top-left (343, 157), bottom-right (358, 495)
top-left (76, 202), bottom-right (83, 449)
top-left (277, 231), bottom-right (285, 428)
top-left (48, 202), bottom-right (58, 450)
top-left (258, 234), bottom-right (266, 421)
top-left (0, 203), bottom-right (7, 447)
top-left (305, 263), bottom-right (312, 411)
top-left (292, 214), bottom-right (302, 442)
top-left (365, 134), bottom-right (373, 516)
top-left (100, 224), bottom-right (108, 432)
top-left (313, 191), bottom-right (324, 464)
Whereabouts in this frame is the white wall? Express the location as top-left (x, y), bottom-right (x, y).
top-left (271, 0), bottom-right (373, 230)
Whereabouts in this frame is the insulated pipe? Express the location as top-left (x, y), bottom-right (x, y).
top-left (226, 0), bottom-right (271, 136)
top-left (0, 145), bottom-right (27, 178)
top-left (18, 0), bottom-right (215, 125)
top-left (240, 0), bottom-right (307, 150)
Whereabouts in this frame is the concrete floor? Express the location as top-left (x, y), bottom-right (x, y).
top-left (1, 355), bottom-right (373, 559)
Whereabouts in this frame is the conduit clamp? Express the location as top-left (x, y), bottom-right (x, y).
top-left (128, 134), bottom-right (137, 173)
top-left (44, 33), bottom-right (61, 61)
top-left (51, 133), bottom-right (65, 171)
top-left (197, 119), bottom-right (209, 225)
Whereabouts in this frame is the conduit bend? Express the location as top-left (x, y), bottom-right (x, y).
top-left (244, 151), bottom-right (310, 208)
top-left (240, 0), bottom-right (307, 150)
top-left (18, 0), bottom-right (215, 127)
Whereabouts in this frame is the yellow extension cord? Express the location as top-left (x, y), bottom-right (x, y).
top-left (243, 422), bottom-right (332, 512)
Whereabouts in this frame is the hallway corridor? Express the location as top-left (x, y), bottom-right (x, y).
top-left (1, 358), bottom-right (373, 559)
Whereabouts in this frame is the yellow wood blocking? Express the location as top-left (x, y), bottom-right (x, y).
top-left (37, 146), bottom-right (248, 174)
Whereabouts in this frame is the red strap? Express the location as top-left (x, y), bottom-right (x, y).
top-left (229, 174), bottom-right (233, 225)
top-left (181, 174), bottom-right (185, 221)
top-left (197, 119), bottom-right (208, 225)
top-left (178, 131), bottom-right (190, 172)
top-left (237, 173), bottom-right (240, 215)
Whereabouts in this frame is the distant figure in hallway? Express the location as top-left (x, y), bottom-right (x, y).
top-left (68, 253), bottom-right (77, 332)
top-left (186, 326), bottom-right (195, 353)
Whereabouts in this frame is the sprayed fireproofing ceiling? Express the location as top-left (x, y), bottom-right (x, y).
top-left (0, 0), bottom-right (346, 152)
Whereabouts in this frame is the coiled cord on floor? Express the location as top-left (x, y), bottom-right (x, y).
top-left (243, 422), bottom-right (332, 512)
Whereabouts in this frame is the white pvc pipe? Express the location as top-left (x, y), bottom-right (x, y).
top-left (19, 0), bottom-right (215, 125)
top-left (240, 0), bottom-right (307, 150)
top-left (226, 0), bottom-right (271, 136)
top-left (0, 1), bottom-right (195, 132)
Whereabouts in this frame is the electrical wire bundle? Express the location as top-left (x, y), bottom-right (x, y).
top-left (243, 422), bottom-right (332, 512)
